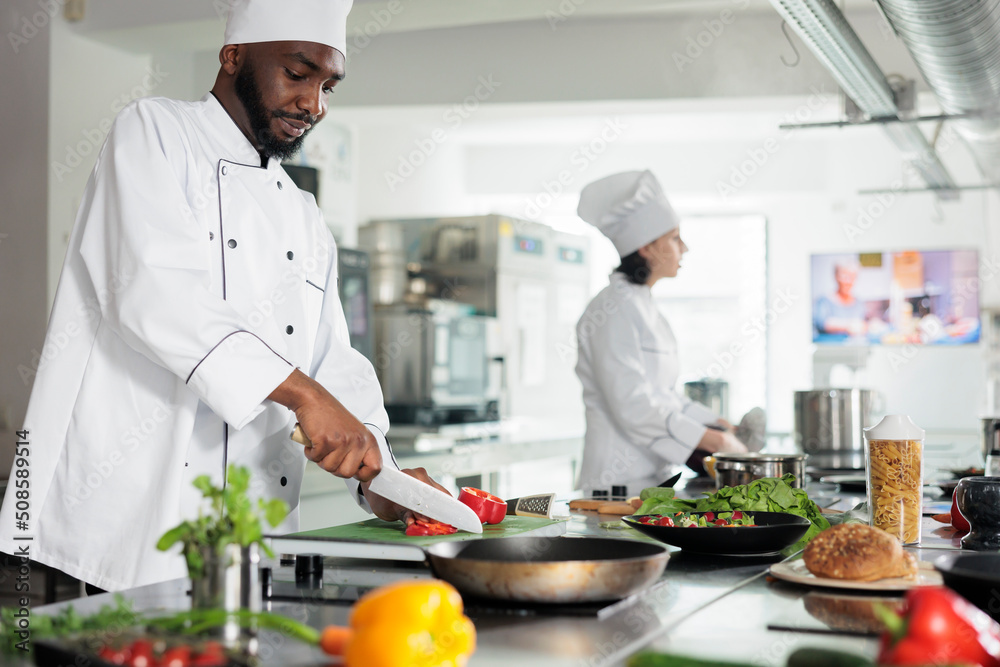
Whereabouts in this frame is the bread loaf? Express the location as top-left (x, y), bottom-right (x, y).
top-left (803, 523), bottom-right (917, 582)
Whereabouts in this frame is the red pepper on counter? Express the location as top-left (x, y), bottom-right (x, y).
top-left (405, 519), bottom-right (457, 536)
top-left (458, 487), bottom-right (507, 524)
top-left (877, 587), bottom-right (1000, 666)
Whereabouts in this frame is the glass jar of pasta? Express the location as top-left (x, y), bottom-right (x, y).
top-left (863, 415), bottom-right (925, 544)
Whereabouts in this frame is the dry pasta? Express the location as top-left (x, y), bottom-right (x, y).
top-left (867, 438), bottom-right (922, 543)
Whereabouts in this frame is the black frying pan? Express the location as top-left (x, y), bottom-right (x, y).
top-left (426, 536), bottom-right (668, 603)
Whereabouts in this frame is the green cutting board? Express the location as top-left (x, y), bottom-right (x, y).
top-left (268, 515), bottom-right (567, 562)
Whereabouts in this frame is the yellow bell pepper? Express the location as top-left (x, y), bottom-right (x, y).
top-left (342, 579), bottom-right (477, 667)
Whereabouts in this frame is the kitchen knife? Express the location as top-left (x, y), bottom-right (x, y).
top-left (290, 424), bottom-right (483, 534)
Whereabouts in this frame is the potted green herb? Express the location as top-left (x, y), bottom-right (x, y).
top-left (156, 465), bottom-right (288, 619)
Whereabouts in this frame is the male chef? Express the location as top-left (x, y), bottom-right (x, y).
top-left (0, 0), bottom-right (442, 592)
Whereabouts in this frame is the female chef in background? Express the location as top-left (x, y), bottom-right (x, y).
top-left (574, 170), bottom-right (748, 497)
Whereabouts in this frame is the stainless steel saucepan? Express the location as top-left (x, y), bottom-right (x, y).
top-left (426, 536), bottom-right (668, 603)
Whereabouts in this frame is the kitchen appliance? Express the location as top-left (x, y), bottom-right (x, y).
top-left (684, 379), bottom-right (729, 421)
top-left (358, 215), bottom-right (590, 428)
top-left (794, 388), bottom-right (877, 469)
top-left (426, 537), bottom-right (667, 603)
top-left (712, 453), bottom-right (807, 489)
top-left (337, 247), bottom-right (374, 362)
top-left (373, 300), bottom-right (501, 425)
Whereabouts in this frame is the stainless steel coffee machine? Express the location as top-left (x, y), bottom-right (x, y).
top-left (359, 215), bottom-right (590, 428)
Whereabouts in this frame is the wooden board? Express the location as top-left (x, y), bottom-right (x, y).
top-left (267, 515), bottom-right (568, 562)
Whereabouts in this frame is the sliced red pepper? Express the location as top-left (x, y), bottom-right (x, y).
top-left (458, 487), bottom-right (507, 524)
top-left (405, 519), bottom-right (457, 536)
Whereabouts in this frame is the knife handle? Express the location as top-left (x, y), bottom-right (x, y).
top-left (291, 424), bottom-right (312, 448)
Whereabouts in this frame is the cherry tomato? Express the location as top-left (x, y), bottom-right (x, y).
top-left (98, 645), bottom-right (131, 665)
top-left (160, 646), bottom-right (191, 667)
top-left (127, 639), bottom-right (154, 667)
top-left (656, 516), bottom-right (674, 527)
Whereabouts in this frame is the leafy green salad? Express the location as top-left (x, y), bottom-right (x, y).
top-left (634, 474), bottom-right (829, 554)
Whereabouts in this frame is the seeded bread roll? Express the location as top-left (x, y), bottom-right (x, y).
top-left (803, 523), bottom-right (917, 581)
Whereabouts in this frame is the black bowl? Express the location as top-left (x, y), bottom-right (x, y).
top-left (935, 552), bottom-right (1000, 621)
top-left (622, 511), bottom-right (811, 556)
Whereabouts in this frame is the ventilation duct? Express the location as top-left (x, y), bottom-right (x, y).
top-left (769, 0), bottom-right (959, 199)
top-left (875, 0), bottom-right (1000, 187)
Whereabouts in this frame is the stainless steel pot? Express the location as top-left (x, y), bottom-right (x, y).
top-left (794, 388), bottom-right (877, 470)
top-left (713, 453), bottom-right (807, 489)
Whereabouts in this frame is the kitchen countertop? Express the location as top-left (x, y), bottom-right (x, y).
top-left (8, 480), bottom-right (965, 666)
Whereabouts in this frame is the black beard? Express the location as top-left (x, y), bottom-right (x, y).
top-left (234, 59), bottom-right (314, 161)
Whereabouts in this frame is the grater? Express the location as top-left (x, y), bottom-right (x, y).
top-left (504, 493), bottom-right (556, 519)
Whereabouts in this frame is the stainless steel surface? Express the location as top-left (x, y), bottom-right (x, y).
top-left (712, 453), bottom-right (808, 489)
top-left (368, 466), bottom-right (484, 534)
top-left (358, 220), bottom-right (409, 306)
top-left (769, 0), bottom-right (958, 198)
top-left (982, 417), bottom-right (1000, 459)
top-left (794, 388), bottom-right (876, 469)
top-left (426, 537), bottom-right (668, 603)
top-left (684, 380), bottom-right (729, 422)
top-left (875, 0), bottom-right (1000, 186)
top-left (337, 247), bottom-right (374, 362)
top-left (373, 301), bottom-right (500, 425)
top-left (28, 498), bottom-right (961, 667)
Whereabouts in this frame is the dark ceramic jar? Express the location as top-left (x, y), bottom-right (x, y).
top-left (955, 476), bottom-right (1000, 551)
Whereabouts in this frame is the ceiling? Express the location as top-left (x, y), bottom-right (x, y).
top-left (74, 0), bottom-right (879, 54)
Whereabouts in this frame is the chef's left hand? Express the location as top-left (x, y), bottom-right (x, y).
top-left (362, 467), bottom-right (453, 525)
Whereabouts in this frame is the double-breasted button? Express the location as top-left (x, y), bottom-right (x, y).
top-left (286, 325), bottom-right (294, 335)
top-left (287, 251), bottom-right (294, 260)
top-left (280, 476), bottom-right (287, 487)
top-left (221, 165), bottom-right (228, 176)
top-left (209, 232), bottom-right (214, 241)
top-left (277, 181), bottom-right (284, 190)
top-left (228, 239), bottom-right (237, 249)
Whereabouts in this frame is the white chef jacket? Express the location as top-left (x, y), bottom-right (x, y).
top-left (0, 94), bottom-right (395, 591)
top-left (575, 272), bottom-right (719, 494)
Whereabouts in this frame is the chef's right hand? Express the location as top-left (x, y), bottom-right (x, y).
top-left (269, 369), bottom-right (382, 482)
top-left (698, 428), bottom-right (749, 454)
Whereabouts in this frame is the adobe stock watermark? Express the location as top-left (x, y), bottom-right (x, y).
top-left (672, 0), bottom-right (752, 73)
top-left (842, 124), bottom-right (962, 243)
top-left (383, 75), bottom-right (502, 192)
top-left (717, 85), bottom-right (832, 201)
top-left (693, 288), bottom-right (797, 379)
top-left (545, 0), bottom-right (587, 31)
top-left (51, 65), bottom-right (170, 182)
top-left (520, 117), bottom-right (629, 221)
top-left (7, 0), bottom-right (64, 54)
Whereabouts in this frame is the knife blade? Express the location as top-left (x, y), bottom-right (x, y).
top-left (290, 424), bottom-right (483, 534)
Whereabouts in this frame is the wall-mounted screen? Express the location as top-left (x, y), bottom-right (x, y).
top-left (811, 249), bottom-right (980, 345)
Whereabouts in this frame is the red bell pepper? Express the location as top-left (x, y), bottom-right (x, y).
top-left (951, 493), bottom-right (971, 533)
top-left (404, 519), bottom-right (457, 536)
top-left (877, 587), bottom-right (1000, 666)
top-left (458, 487), bottom-right (507, 524)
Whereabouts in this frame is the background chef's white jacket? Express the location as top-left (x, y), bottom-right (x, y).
top-left (0, 94), bottom-right (394, 591)
top-left (575, 272), bottom-right (719, 493)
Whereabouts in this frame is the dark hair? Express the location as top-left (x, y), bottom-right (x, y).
top-left (615, 251), bottom-right (651, 285)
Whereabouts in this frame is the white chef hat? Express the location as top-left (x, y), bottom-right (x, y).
top-left (577, 170), bottom-right (680, 257)
top-left (224, 0), bottom-right (354, 57)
